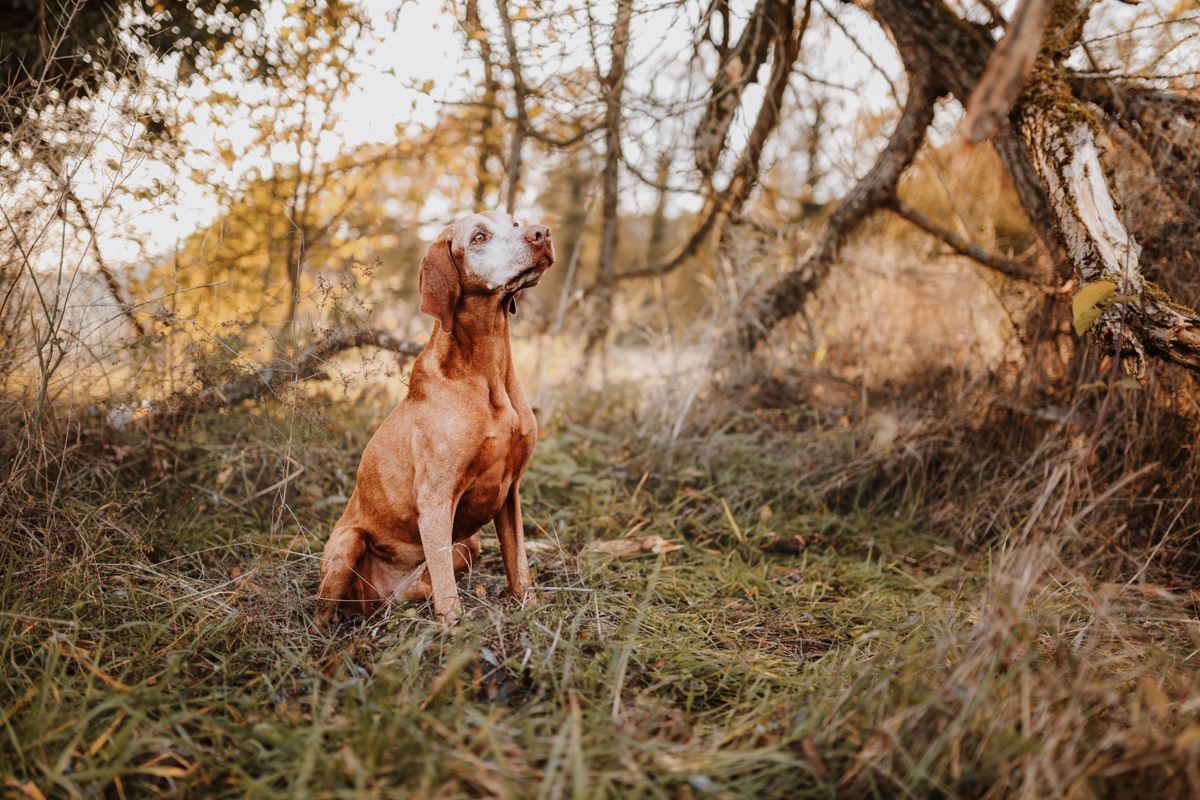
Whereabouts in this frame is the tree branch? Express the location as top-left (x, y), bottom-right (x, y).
top-left (693, 0), bottom-right (782, 181)
top-left (614, 0), bottom-right (809, 283)
top-left (1069, 75), bottom-right (1200, 209)
top-left (962, 0), bottom-right (1051, 145)
top-left (719, 61), bottom-right (943, 354)
top-left (888, 199), bottom-right (1047, 285)
top-left (1013, 4), bottom-right (1200, 373)
top-left (143, 328), bottom-right (422, 426)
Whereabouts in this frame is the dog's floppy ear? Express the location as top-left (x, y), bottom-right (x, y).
top-left (419, 238), bottom-right (461, 332)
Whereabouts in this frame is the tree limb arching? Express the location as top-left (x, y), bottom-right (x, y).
top-left (851, 0), bottom-right (1200, 374)
top-left (719, 61), bottom-right (942, 356)
top-left (867, 0), bottom-right (1065, 263)
top-left (144, 328), bottom-right (422, 426)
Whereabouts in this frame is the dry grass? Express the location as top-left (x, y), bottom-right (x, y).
top-left (3, 359), bottom-right (1200, 798)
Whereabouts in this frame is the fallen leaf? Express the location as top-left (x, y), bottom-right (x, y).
top-left (584, 535), bottom-right (682, 558)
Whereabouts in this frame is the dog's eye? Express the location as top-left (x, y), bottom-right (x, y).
top-left (473, 231), bottom-right (487, 244)
top-left (512, 222), bottom-right (519, 228)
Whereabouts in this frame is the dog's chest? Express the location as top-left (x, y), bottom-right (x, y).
top-left (455, 403), bottom-right (535, 528)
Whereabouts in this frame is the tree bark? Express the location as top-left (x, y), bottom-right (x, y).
top-left (1070, 77), bottom-right (1200, 211)
top-left (729, 0), bottom-right (1200, 374)
top-left (466, 0), bottom-right (501, 209)
top-left (583, 0), bottom-right (634, 356)
top-left (496, 0), bottom-right (530, 214)
top-left (1013, 8), bottom-right (1200, 372)
top-left (693, 0), bottom-right (781, 182)
top-left (867, 0), bottom-right (1065, 262)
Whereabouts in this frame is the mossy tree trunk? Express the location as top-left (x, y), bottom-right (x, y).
top-left (726, 0), bottom-right (1200, 375)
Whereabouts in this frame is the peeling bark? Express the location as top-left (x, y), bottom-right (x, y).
top-left (1019, 89), bottom-right (1200, 372)
top-left (1071, 77), bottom-right (1200, 210)
top-left (864, 0), bottom-right (1200, 374)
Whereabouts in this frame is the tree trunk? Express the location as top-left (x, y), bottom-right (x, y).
top-left (1012, 4), bottom-right (1200, 372)
top-left (467, 0), bottom-right (501, 209)
top-left (496, 0), bottom-right (530, 215)
top-left (583, 0), bottom-right (634, 357)
top-left (728, 0), bottom-right (1200, 374)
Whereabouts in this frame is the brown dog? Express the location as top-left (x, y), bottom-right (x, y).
top-left (317, 211), bottom-right (553, 624)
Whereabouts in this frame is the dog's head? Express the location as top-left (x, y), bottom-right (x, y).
top-left (418, 211), bottom-right (554, 331)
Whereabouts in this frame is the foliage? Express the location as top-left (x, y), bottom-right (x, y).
top-left (0, 0), bottom-right (264, 136)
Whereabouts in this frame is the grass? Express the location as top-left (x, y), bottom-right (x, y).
top-left (2, 380), bottom-right (1200, 798)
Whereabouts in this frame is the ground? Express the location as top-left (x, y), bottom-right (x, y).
top-left (2, 381), bottom-right (1198, 798)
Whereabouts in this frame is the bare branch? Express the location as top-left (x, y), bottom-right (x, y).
top-left (720, 62), bottom-right (943, 355)
top-left (615, 0), bottom-right (810, 283)
top-left (496, 0), bottom-right (530, 214)
top-left (888, 199), bottom-right (1047, 285)
top-left (63, 184), bottom-right (146, 337)
top-left (145, 328), bottom-right (422, 425)
top-left (963, 0), bottom-right (1052, 145)
top-left (693, 0), bottom-right (782, 181)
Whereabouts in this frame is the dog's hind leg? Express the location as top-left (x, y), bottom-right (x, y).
top-left (493, 484), bottom-right (531, 599)
top-left (316, 526), bottom-right (372, 626)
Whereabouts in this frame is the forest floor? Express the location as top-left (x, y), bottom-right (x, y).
top-left (3, 377), bottom-right (1200, 798)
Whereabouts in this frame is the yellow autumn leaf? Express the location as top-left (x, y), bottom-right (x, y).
top-left (1072, 280), bottom-right (1117, 336)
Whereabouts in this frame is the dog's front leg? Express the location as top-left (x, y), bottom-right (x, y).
top-left (494, 483), bottom-right (531, 599)
top-left (417, 498), bottom-right (463, 623)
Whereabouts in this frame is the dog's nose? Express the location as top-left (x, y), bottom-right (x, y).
top-left (524, 225), bottom-right (551, 246)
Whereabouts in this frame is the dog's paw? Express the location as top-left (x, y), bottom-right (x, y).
top-left (432, 599), bottom-right (463, 626)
